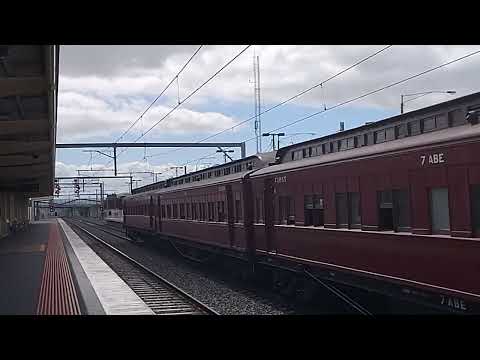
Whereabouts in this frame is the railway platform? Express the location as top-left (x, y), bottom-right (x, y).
top-left (0, 218), bottom-right (154, 315)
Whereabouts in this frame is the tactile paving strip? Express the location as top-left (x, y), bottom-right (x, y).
top-left (36, 223), bottom-right (81, 315)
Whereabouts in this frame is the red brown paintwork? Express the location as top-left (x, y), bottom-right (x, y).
top-left (124, 122), bottom-right (480, 305)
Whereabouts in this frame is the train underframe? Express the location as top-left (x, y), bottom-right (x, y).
top-left (125, 224), bottom-right (476, 314)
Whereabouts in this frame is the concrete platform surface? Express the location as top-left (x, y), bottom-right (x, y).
top-left (0, 221), bottom-right (50, 314)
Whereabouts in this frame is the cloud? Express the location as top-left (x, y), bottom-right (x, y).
top-left (59, 45), bottom-right (480, 113)
top-left (57, 91), bottom-right (237, 141)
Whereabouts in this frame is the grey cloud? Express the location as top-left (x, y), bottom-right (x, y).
top-left (60, 45), bottom-right (198, 77)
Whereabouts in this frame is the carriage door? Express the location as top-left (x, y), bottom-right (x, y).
top-left (264, 177), bottom-right (275, 253)
top-left (157, 196), bottom-right (162, 233)
top-left (149, 196), bottom-right (154, 229)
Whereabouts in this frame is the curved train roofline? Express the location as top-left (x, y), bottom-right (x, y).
top-left (275, 90), bottom-right (480, 162)
top-left (125, 151), bottom-right (277, 200)
top-left (251, 120), bottom-right (480, 178)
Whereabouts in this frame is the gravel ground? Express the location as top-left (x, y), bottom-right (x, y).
top-left (67, 219), bottom-right (291, 315)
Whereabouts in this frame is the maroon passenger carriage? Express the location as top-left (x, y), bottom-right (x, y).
top-left (124, 92), bottom-right (480, 313)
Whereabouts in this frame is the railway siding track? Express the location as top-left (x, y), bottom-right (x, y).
top-left (65, 219), bottom-right (218, 315)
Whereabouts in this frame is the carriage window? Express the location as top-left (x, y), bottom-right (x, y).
top-left (422, 117), bottom-right (436, 132)
top-left (172, 204), bottom-right (178, 219)
top-left (305, 195), bottom-right (324, 226)
top-left (336, 193), bottom-right (348, 228)
top-left (448, 109), bottom-right (465, 127)
top-left (378, 190), bottom-right (393, 230)
top-left (304, 195), bottom-right (313, 226)
top-left (394, 189), bottom-right (411, 231)
top-left (166, 204), bottom-right (171, 219)
top-left (179, 203), bottom-right (185, 219)
top-left (255, 197), bottom-right (264, 223)
top-left (302, 148), bottom-right (307, 158)
top-left (192, 203), bottom-right (197, 220)
top-left (347, 137), bottom-right (355, 149)
top-left (378, 189), bottom-right (411, 231)
top-left (436, 114), bottom-right (448, 130)
top-left (218, 201), bottom-right (225, 222)
top-left (349, 192), bottom-right (361, 227)
top-left (385, 127), bottom-right (395, 141)
top-left (375, 129), bottom-right (386, 143)
top-left (208, 202), bottom-right (214, 221)
top-left (355, 135), bottom-right (364, 147)
top-left (430, 187), bottom-right (450, 234)
top-left (313, 195), bottom-right (324, 226)
top-left (235, 199), bottom-right (243, 223)
top-left (161, 205), bottom-right (166, 219)
top-left (470, 185), bottom-right (480, 236)
top-left (366, 132), bottom-right (375, 145)
top-left (395, 124), bottom-right (408, 139)
top-left (279, 196), bottom-right (295, 225)
top-left (332, 141), bottom-right (339, 153)
top-left (408, 120), bottom-right (421, 136)
top-left (186, 203), bottom-right (191, 219)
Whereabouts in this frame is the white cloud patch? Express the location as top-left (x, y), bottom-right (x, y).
top-left (56, 45), bottom-right (480, 158)
top-left (57, 91), bottom-right (237, 141)
top-left (59, 45), bottom-right (480, 114)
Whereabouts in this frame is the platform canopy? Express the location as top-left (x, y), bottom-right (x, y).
top-left (0, 45), bottom-right (59, 197)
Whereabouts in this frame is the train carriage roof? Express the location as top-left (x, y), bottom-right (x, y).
top-left (125, 170), bottom-right (249, 200)
top-left (124, 152), bottom-right (277, 200)
top-left (251, 120), bottom-right (480, 178)
top-left (276, 91), bottom-right (480, 161)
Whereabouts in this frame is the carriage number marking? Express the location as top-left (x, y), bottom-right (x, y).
top-left (420, 153), bottom-right (445, 166)
top-left (274, 176), bottom-right (287, 183)
top-left (440, 296), bottom-right (467, 311)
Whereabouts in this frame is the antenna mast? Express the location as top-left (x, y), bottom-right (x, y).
top-left (253, 53), bottom-right (262, 153)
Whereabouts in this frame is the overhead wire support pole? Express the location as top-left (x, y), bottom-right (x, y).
top-left (58, 142), bottom-right (249, 170)
top-left (108, 45), bottom-right (251, 165)
top-left (82, 149), bottom-right (118, 177)
top-left (257, 55), bottom-right (262, 153)
top-left (113, 146), bottom-right (117, 176)
top-left (238, 49), bottom-right (480, 148)
top-left (159, 45), bottom-right (393, 160)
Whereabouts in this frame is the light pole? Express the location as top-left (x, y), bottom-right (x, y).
top-left (262, 132), bottom-right (285, 151)
top-left (216, 148), bottom-right (235, 163)
top-left (400, 90), bottom-right (456, 114)
top-left (170, 166), bottom-right (184, 177)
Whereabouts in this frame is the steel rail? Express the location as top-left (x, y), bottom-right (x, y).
top-left (66, 219), bottom-right (219, 315)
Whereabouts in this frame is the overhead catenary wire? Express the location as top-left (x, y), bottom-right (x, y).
top-left (175, 46), bottom-right (479, 178)
top-left (107, 45), bottom-right (252, 167)
top-left (91, 45), bottom-right (203, 163)
top-left (238, 48), bottom-right (480, 146)
top-left (147, 45), bottom-right (393, 159)
top-left (115, 45), bottom-right (204, 144)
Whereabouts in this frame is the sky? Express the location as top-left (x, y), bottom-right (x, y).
top-left (55, 45), bottom-right (480, 198)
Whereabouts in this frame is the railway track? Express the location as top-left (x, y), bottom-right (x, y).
top-left (72, 217), bottom-right (132, 241)
top-left (65, 218), bottom-right (218, 315)
top-left (78, 217), bottom-right (126, 235)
